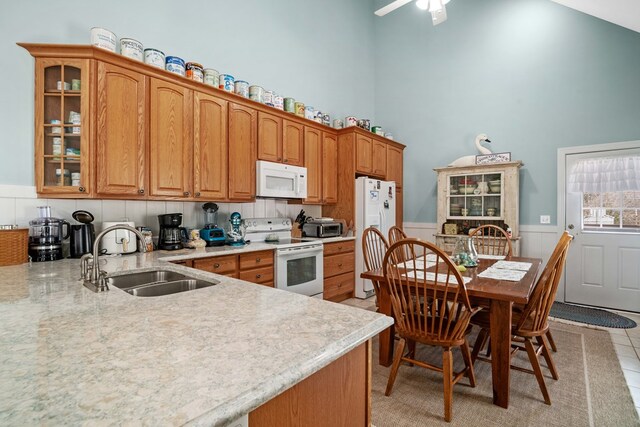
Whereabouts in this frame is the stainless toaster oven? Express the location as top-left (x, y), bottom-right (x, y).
top-left (302, 221), bottom-right (343, 238)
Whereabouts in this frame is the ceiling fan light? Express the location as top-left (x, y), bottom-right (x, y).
top-left (416, 0), bottom-right (429, 10)
top-left (429, 0), bottom-right (444, 12)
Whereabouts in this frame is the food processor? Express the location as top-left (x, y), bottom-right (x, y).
top-left (199, 202), bottom-right (226, 246)
top-left (28, 206), bottom-right (70, 262)
top-left (226, 212), bottom-right (246, 246)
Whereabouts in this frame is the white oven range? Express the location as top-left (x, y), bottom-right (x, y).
top-left (244, 218), bottom-right (323, 298)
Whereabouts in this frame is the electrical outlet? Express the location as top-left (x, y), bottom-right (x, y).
top-left (540, 215), bottom-right (551, 224)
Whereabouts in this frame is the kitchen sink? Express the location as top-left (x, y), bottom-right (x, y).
top-left (107, 270), bottom-right (217, 297)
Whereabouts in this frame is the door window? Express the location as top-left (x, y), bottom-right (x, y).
top-left (582, 191), bottom-right (640, 232)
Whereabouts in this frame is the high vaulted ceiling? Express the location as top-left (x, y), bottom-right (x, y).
top-left (551, 0), bottom-right (640, 33)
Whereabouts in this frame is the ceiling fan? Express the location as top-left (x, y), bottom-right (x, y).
top-left (375, 0), bottom-right (451, 25)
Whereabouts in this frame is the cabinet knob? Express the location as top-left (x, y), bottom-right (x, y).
top-left (195, 192), bottom-right (201, 197)
top-left (284, 159), bottom-right (288, 163)
top-left (78, 186), bottom-right (85, 193)
top-left (138, 189), bottom-right (145, 194)
top-left (338, 263), bottom-right (343, 268)
top-left (338, 283), bottom-right (343, 288)
top-left (184, 191), bottom-right (190, 197)
top-left (214, 263), bottom-right (220, 268)
top-left (256, 258), bottom-right (261, 262)
top-left (256, 274), bottom-right (262, 279)
top-left (338, 246), bottom-right (342, 250)
top-left (277, 157), bottom-right (282, 161)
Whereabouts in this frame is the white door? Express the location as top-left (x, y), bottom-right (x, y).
top-left (564, 147), bottom-right (640, 313)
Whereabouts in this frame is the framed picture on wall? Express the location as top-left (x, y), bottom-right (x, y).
top-left (476, 152), bottom-right (511, 165)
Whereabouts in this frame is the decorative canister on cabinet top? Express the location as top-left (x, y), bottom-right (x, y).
top-left (294, 102), bottom-right (305, 117)
top-left (274, 95), bottom-right (284, 110)
top-left (144, 48), bottom-right (165, 68)
top-left (304, 106), bottom-right (315, 120)
top-left (234, 80), bottom-right (250, 98)
top-left (263, 90), bottom-right (275, 106)
top-left (284, 97), bottom-right (295, 113)
top-left (119, 38), bottom-right (143, 61)
top-left (357, 119), bottom-right (370, 131)
top-left (333, 119), bottom-right (343, 129)
top-left (322, 114), bottom-right (330, 126)
top-left (165, 56), bottom-right (186, 76)
top-left (90, 27), bottom-right (117, 52)
top-left (186, 62), bottom-right (204, 83)
top-left (219, 74), bottom-right (235, 92)
top-left (345, 116), bottom-right (357, 127)
top-left (249, 85), bottom-right (264, 103)
top-left (203, 68), bottom-right (219, 87)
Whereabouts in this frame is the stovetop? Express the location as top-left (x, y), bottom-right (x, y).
top-left (244, 218), bottom-right (321, 250)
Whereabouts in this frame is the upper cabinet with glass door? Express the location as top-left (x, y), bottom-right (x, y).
top-left (34, 58), bottom-right (91, 197)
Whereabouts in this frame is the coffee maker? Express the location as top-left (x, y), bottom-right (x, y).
top-left (158, 213), bottom-right (188, 250)
top-left (69, 210), bottom-right (95, 258)
top-left (28, 206), bottom-right (70, 262)
top-left (199, 203), bottom-right (226, 247)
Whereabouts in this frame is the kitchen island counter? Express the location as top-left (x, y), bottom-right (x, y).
top-left (0, 251), bottom-right (391, 426)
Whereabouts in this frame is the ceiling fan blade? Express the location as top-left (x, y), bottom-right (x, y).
top-left (431, 4), bottom-right (448, 25)
top-left (374, 0), bottom-right (414, 16)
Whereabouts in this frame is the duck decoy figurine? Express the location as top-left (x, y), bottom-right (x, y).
top-left (448, 134), bottom-right (492, 167)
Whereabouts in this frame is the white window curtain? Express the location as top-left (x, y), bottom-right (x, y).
top-left (568, 156), bottom-right (640, 193)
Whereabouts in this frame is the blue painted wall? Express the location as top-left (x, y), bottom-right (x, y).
top-left (373, 0), bottom-right (640, 225)
top-left (0, 0), bottom-right (375, 186)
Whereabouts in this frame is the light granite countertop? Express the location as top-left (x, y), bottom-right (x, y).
top-left (0, 245), bottom-right (391, 426)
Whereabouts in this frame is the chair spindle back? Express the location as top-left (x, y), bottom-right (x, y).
top-left (469, 224), bottom-right (513, 257)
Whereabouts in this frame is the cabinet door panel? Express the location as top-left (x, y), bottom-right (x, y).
top-left (355, 135), bottom-right (372, 174)
top-left (372, 140), bottom-right (387, 177)
top-left (228, 103), bottom-right (257, 201)
top-left (283, 120), bottom-right (304, 166)
top-left (387, 145), bottom-right (403, 186)
top-left (194, 92), bottom-right (228, 200)
top-left (149, 79), bottom-right (192, 197)
top-left (304, 127), bottom-right (322, 204)
top-left (96, 62), bottom-right (146, 197)
top-left (258, 112), bottom-right (282, 163)
top-left (322, 132), bottom-right (338, 204)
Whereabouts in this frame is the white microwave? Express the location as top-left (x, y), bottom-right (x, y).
top-left (256, 160), bottom-right (307, 199)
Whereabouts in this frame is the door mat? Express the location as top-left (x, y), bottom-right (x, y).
top-left (550, 302), bottom-right (637, 328)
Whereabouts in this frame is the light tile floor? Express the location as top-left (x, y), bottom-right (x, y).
top-left (342, 297), bottom-right (640, 417)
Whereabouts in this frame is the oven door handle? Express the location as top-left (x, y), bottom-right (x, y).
top-left (277, 246), bottom-right (322, 256)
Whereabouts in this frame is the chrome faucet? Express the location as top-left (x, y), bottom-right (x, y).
top-left (82, 225), bottom-right (147, 292)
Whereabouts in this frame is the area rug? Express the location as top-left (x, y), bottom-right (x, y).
top-left (550, 302), bottom-right (637, 329)
top-left (371, 322), bottom-right (639, 427)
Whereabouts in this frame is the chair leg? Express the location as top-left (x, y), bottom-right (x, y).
top-left (460, 340), bottom-right (476, 387)
top-left (536, 335), bottom-right (559, 380)
top-left (385, 338), bottom-right (406, 396)
top-left (471, 328), bottom-right (489, 364)
top-left (524, 338), bottom-right (551, 405)
top-left (546, 330), bottom-right (558, 352)
top-left (407, 339), bottom-right (416, 367)
top-left (443, 348), bottom-right (453, 422)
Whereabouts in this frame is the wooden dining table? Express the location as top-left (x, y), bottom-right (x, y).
top-left (361, 255), bottom-right (542, 409)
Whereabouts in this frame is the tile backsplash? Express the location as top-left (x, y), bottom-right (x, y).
top-left (0, 186), bottom-right (320, 236)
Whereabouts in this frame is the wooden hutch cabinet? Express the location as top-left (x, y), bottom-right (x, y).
top-left (434, 161), bottom-right (523, 255)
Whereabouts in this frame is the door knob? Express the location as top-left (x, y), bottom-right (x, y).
top-left (568, 224), bottom-right (575, 230)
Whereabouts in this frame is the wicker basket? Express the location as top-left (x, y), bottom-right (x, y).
top-left (0, 228), bottom-right (29, 266)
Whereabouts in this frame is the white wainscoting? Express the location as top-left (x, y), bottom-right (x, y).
top-left (403, 222), bottom-right (565, 301)
top-left (0, 185), bottom-right (319, 236)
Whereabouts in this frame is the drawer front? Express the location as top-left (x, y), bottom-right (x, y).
top-left (324, 272), bottom-right (355, 301)
top-left (239, 265), bottom-right (274, 284)
top-left (324, 252), bottom-right (355, 278)
top-left (323, 240), bottom-right (355, 256)
top-left (239, 250), bottom-right (274, 270)
top-left (192, 255), bottom-right (238, 274)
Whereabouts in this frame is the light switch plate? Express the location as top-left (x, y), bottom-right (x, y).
top-left (540, 215), bottom-right (551, 224)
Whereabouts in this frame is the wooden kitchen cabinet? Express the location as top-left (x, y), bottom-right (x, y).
top-left (355, 134), bottom-right (373, 175)
top-left (322, 132), bottom-right (338, 204)
top-left (323, 240), bottom-right (355, 302)
top-left (228, 103), bottom-right (257, 201)
top-left (257, 111), bottom-right (282, 163)
top-left (95, 62), bottom-right (147, 197)
top-left (304, 126), bottom-right (323, 204)
top-left (29, 55), bottom-right (92, 197)
top-left (191, 251), bottom-right (274, 287)
top-left (193, 92), bottom-right (228, 200)
top-left (386, 144), bottom-right (404, 187)
top-left (149, 78), bottom-right (193, 198)
top-left (372, 140), bottom-right (387, 177)
top-left (282, 120), bottom-right (304, 166)
top-left (192, 254), bottom-right (238, 276)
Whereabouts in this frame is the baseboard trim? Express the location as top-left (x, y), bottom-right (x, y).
top-left (0, 184), bottom-right (37, 199)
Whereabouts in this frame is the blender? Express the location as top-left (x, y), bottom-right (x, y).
top-left (28, 206), bottom-right (70, 262)
top-left (226, 212), bottom-right (246, 246)
top-left (199, 203), bottom-right (226, 247)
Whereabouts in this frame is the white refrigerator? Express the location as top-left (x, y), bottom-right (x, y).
top-left (354, 177), bottom-right (396, 299)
